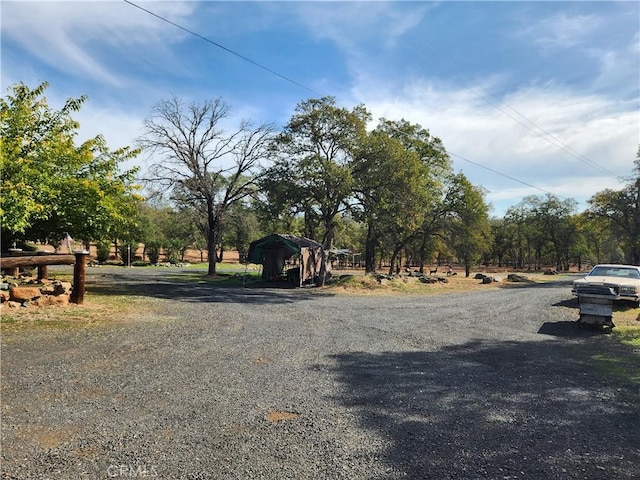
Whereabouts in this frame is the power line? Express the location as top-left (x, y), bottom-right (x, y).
top-left (447, 151), bottom-right (565, 199)
top-left (123, 0), bottom-right (321, 96)
top-left (406, 30), bottom-right (622, 180)
top-left (123, 0), bottom-right (580, 199)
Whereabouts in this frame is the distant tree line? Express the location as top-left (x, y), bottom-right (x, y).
top-left (2, 83), bottom-right (638, 277)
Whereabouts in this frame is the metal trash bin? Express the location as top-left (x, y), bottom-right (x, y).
top-left (577, 285), bottom-right (616, 331)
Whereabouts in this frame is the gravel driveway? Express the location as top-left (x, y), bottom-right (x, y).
top-left (2, 267), bottom-right (639, 479)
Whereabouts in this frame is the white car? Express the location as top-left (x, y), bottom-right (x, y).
top-left (572, 264), bottom-right (640, 305)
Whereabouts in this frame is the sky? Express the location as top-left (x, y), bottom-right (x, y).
top-left (2, 0), bottom-right (639, 217)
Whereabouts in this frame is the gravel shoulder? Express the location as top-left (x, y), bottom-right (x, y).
top-left (2, 267), bottom-right (639, 479)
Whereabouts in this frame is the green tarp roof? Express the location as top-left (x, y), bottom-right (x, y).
top-left (247, 234), bottom-right (323, 265)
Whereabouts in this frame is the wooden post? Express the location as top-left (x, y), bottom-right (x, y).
top-left (71, 251), bottom-right (89, 304)
top-left (37, 265), bottom-right (48, 280)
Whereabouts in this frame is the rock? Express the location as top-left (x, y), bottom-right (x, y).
top-left (0, 290), bottom-right (9, 302)
top-left (474, 273), bottom-right (487, 280)
top-left (40, 284), bottom-right (57, 294)
top-left (437, 277), bottom-right (449, 283)
top-left (52, 281), bottom-right (72, 295)
top-left (507, 274), bottom-right (529, 282)
top-left (51, 294), bottom-right (70, 307)
top-left (9, 286), bottom-right (42, 302)
top-left (481, 276), bottom-right (499, 284)
top-left (544, 269), bottom-right (558, 275)
top-left (33, 294), bottom-right (69, 307)
top-left (420, 276), bottom-right (438, 284)
top-left (6, 301), bottom-right (22, 308)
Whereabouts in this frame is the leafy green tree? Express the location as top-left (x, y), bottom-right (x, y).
top-left (375, 120), bottom-right (453, 273)
top-left (96, 240), bottom-right (112, 263)
top-left (256, 160), bottom-right (307, 235)
top-left (0, 82), bottom-right (141, 247)
top-left (145, 240), bottom-right (161, 264)
top-left (588, 150), bottom-right (640, 264)
top-left (569, 213), bottom-right (592, 271)
top-left (504, 194), bottom-right (577, 270)
top-left (489, 218), bottom-right (514, 268)
top-left (503, 203), bottom-right (533, 269)
top-left (353, 126), bottom-right (432, 273)
top-left (531, 194), bottom-right (577, 270)
top-left (261, 97), bottom-right (370, 283)
top-left (580, 212), bottom-right (611, 264)
top-left (221, 202), bottom-right (263, 263)
top-left (140, 96), bottom-right (274, 275)
top-left (444, 173), bottom-right (491, 277)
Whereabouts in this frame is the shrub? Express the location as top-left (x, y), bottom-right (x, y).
top-left (96, 241), bottom-right (111, 263)
top-left (146, 241), bottom-right (161, 264)
top-left (118, 242), bottom-right (138, 266)
top-left (131, 260), bottom-right (151, 267)
top-left (164, 240), bottom-right (182, 265)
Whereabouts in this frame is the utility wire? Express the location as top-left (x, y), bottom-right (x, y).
top-left (123, 0), bottom-right (580, 198)
top-left (469, 85), bottom-right (621, 179)
top-left (123, 0), bottom-right (321, 96)
top-left (406, 30), bottom-right (622, 180)
top-left (447, 151), bottom-right (564, 198)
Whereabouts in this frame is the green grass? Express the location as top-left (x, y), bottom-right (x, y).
top-left (591, 352), bottom-right (640, 384)
top-left (612, 326), bottom-right (640, 347)
top-left (163, 270), bottom-right (262, 285)
top-left (588, 326), bottom-right (640, 391)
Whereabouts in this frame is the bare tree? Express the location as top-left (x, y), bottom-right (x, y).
top-left (140, 96), bottom-right (274, 275)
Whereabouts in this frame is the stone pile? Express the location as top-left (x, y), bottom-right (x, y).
top-left (375, 272), bottom-right (449, 285)
top-left (474, 273), bottom-right (502, 284)
top-left (0, 275), bottom-right (72, 308)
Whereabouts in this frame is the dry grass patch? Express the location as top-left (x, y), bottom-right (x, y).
top-left (327, 272), bottom-right (531, 296)
top-left (0, 293), bottom-right (155, 332)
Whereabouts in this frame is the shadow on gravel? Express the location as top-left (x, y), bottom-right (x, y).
top-left (328, 339), bottom-right (640, 479)
top-left (84, 269), bottom-right (325, 305)
top-left (552, 297), bottom-right (579, 309)
top-left (537, 320), bottom-right (604, 338)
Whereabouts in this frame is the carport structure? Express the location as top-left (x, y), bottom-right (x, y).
top-left (247, 234), bottom-right (325, 286)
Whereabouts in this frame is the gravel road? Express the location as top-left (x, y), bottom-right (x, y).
top-left (2, 267), bottom-right (639, 479)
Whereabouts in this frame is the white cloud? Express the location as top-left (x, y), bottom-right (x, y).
top-left (522, 13), bottom-right (601, 51)
top-left (294, 2), bottom-right (434, 61)
top-left (590, 32), bottom-right (640, 98)
top-left (352, 76), bottom-right (636, 216)
top-left (1, 1), bottom-right (196, 86)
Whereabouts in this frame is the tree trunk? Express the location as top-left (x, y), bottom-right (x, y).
top-left (207, 214), bottom-right (218, 276)
top-left (418, 233), bottom-right (431, 274)
top-left (318, 222), bottom-right (335, 287)
top-left (364, 247), bottom-right (376, 273)
top-left (207, 233), bottom-right (217, 276)
top-left (388, 247), bottom-right (402, 276)
top-left (364, 225), bottom-right (377, 273)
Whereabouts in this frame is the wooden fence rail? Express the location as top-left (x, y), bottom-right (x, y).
top-left (0, 251), bottom-right (90, 304)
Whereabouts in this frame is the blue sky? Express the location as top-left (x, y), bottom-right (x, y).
top-left (2, 1), bottom-right (639, 217)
